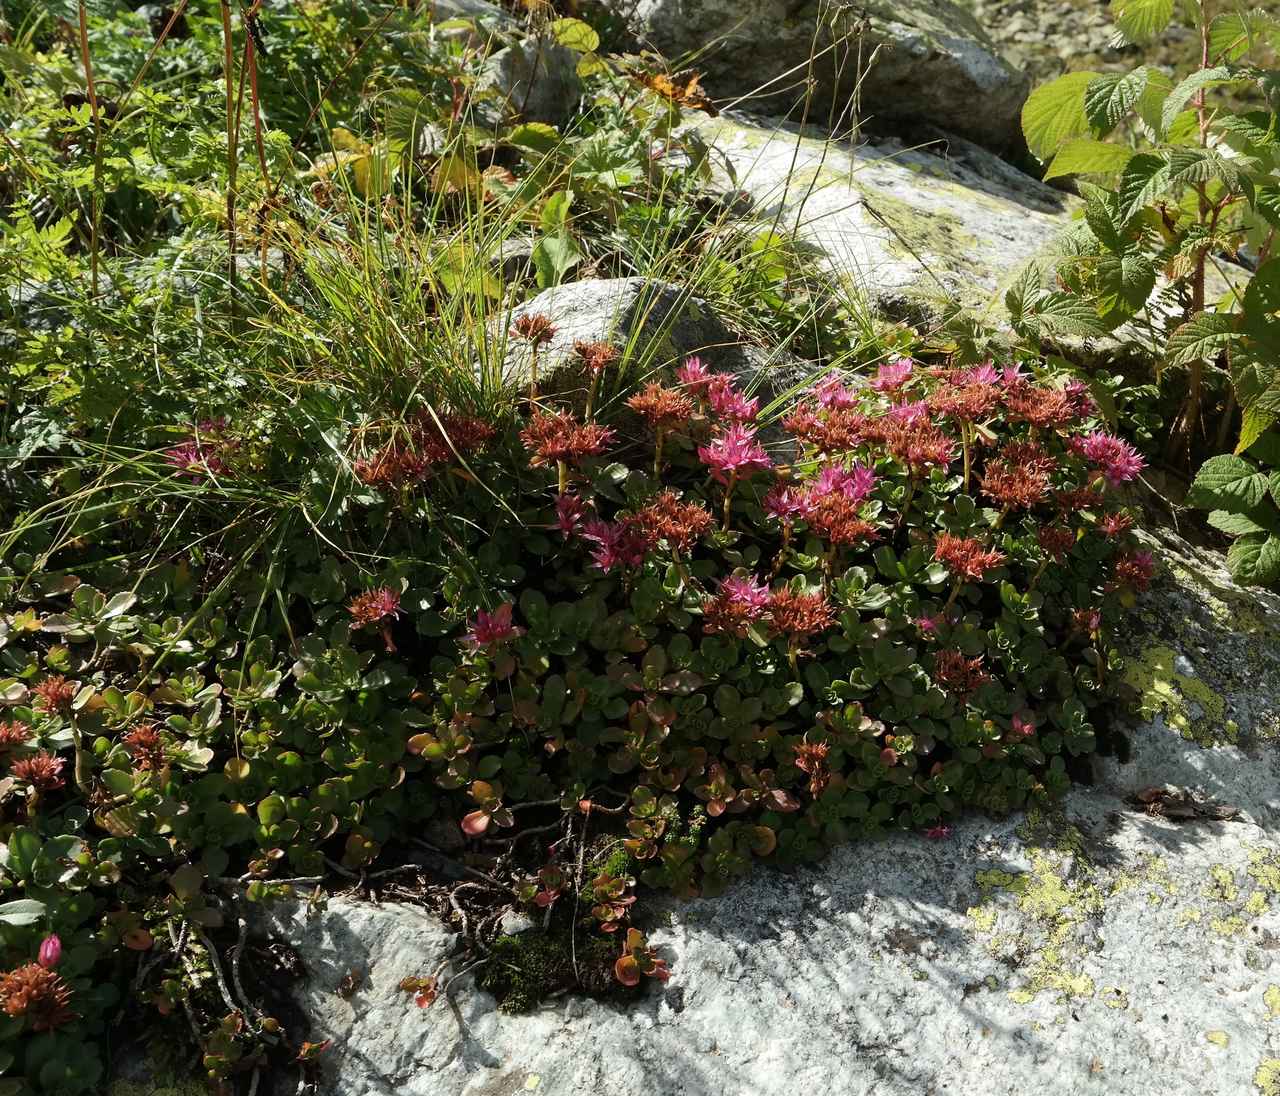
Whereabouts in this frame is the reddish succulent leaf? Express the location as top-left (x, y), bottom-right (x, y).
top-left (123, 928), bottom-right (154, 951)
top-left (460, 809), bottom-right (491, 836)
top-left (614, 954), bottom-right (640, 987)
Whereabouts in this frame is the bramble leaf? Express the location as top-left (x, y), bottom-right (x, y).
top-left (1109, 0), bottom-right (1174, 42)
top-left (1022, 71), bottom-right (1098, 159)
top-left (1187, 453), bottom-right (1271, 509)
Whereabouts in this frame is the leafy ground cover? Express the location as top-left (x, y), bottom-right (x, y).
top-left (0, 0), bottom-right (1255, 1093)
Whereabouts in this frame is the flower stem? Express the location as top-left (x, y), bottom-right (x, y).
top-left (770, 523), bottom-right (792, 580)
top-left (722, 472), bottom-right (737, 531)
top-left (557, 460), bottom-right (568, 495)
top-left (944, 581), bottom-right (961, 614)
top-left (961, 423), bottom-right (972, 494)
top-left (585, 370), bottom-right (600, 419)
top-left (529, 347), bottom-right (540, 404)
top-left (654, 428), bottom-right (665, 478)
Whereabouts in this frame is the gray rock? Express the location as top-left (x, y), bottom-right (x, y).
top-left (256, 528), bottom-right (1280, 1096)
top-left (502, 276), bottom-right (805, 402)
top-left (693, 112), bottom-right (1073, 320)
top-left (480, 36), bottom-right (583, 126)
top-left (601, 0), bottom-right (1029, 151)
top-left (498, 910), bottom-right (538, 935)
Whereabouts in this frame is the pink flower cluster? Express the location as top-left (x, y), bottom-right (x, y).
top-left (164, 418), bottom-right (232, 480)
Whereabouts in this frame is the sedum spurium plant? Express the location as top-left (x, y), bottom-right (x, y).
top-left (0, 342), bottom-right (1151, 1076)
top-left (1016, 0), bottom-right (1280, 463)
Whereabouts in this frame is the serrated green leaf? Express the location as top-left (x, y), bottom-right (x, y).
top-left (1084, 68), bottom-right (1152, 132)
top-left (1237, 406), bottom-right (1279, 454)
top-left (508, 122), bottom-right (561, 154)
top-left (1165, 311), bottom-right (1241, 367)
top-left (1044, 138), bottom-right (1134, 179)
top-left (1226, 531), bottom-right (1280, 585)
top-left (1188, 452), bottom-right (1271, 509)
top-left (1207, 509), bottom-right (1267, 536)
top-left (1022, 71), bottom-right (1098, 160)
top-left (1245, 258), bottom-right (1280, 315)
top-left (1110, 0), bottom-right (1174, 42)
top-left (1161, 66), bottom-right (1235, 135)
top-left (1208, 10), bottom-right (1280, 63)
top-left (549, 17), bottom-right (599, 52)
top-left (1118, 152), bottom-right (1171, 221)
top-left (1247, 428), bottom-right (1280, 465)
top-left (1026, 292), bottom-right (1116, 337)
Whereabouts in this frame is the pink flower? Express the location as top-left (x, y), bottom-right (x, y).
top-left (959, 362), bottom-right (1000, 386)
top-left (1011, 712), bottom-right (1036, 738)
top-left (464, 603), bottom-right (524, 649)
top-left (705, 374), bottom-right (758, 421)
top-left (581, 520), bottom-right (647, 572)
top-left (1000, 363), bottom-right (1028, 387)
top-left (697, 425), bottom-right (773, 484)
top-left (37, 936), bottom-right (61, 970)
top-left (764, 485), bottom-right (807, 521)
top-left (676, 357), bottom-right (715, 394)
top-left (813, 374), bottom-right (859, 408)
top-left (1077, 431), bottom-right (1145, 486)
top-left (1063, 379), bottom-right (1096, 416)
top-left (914, 613), bottom-right (939, 634)
top-left (348, 588), bottom-right (401, 629)
top-left (810, 463), bottom-right (876, 504)
top-left (870, 359), bottom-right (914, 395)
top-left (1112, 550), bottom-right (1155, 592)
top-left (925, 824), bottom-right (953, 840)
top-left (555, 493), bottom-right (585, 539)
top-left (886, 399), bottom-right (929, 425)
top-left (720, 574), bottom-right (771, 612)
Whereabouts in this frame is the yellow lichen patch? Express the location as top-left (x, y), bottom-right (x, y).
top-left (1211, 915), bottom-right (1247, 937)
top-left (1100, 985), bottom-right (1129, 1010)
top-left (1120, 645), bottom-right (1234, 745)
top-left (1177, 908), bottom-right (1202, 926)
top-left (1246, 891), bottom-right (1270, 916)
top-left (1248, 847), bottom-right (1280, 894)
top-left (1109, 855), bottom-right (1177, 904)
top-left (1256, 1058), bottom-right (1280, 1096)
top-left (1206, 1030), bottom-right (1231, 1047)
top-left (968, 848), bottom-right (1104, 1007)
top-left (1203, 865), bottom-right (1239, 903)
top-left (967, 905), bottom-right (998, 932)
top-left (1264, 985), bottom-right (1280, 1021)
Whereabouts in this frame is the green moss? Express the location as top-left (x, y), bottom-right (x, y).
top-left (1120, 645), bottom-right (1234, 745)
top-left (108, 1069), bottom-right (205, 1096)
top-left (479, 929), bottom-right (620, 1013)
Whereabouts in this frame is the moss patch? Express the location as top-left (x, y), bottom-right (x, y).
top-left (479, 929), bottom-right (622, 1013)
